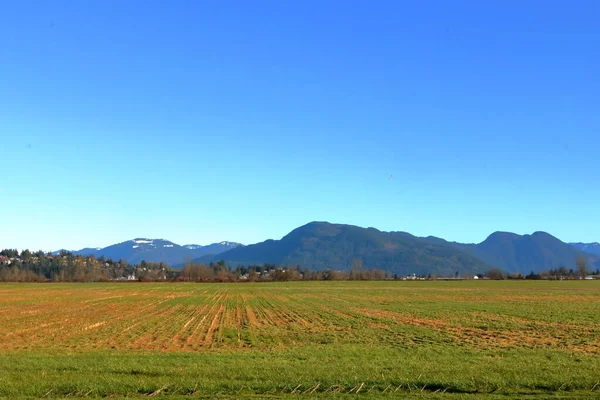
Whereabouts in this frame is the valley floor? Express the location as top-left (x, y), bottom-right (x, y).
top-left (0, 281), bottom-right (599, 399)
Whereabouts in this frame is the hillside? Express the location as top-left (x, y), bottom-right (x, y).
top-left (206, 222), bottom-right (490, 276)
top-left (426, 232), bottom-right (600, 273)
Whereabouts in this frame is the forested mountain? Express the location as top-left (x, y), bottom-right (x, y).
top-left (425, 232), bottom-right (600, 273)
top-left (205, 222), bottom-right (490, 276)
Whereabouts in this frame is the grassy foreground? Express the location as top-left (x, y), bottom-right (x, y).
top-left (0, 281), bottom-right (599, 399)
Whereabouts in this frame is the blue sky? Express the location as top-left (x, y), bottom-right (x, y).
top-left (1, 0), bottom-right (598, 251)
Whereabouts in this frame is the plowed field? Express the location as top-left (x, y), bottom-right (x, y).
top-left (0, 281), bottom-right (599, 399)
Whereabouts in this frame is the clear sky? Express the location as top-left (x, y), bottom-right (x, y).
top-left (1, 0), bottom-right (598, 251)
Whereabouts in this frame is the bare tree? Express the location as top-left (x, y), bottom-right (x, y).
top-left (576, 256), bottom-right (588, 279)
top-left (350, 258), bottom-right (364, 280)
top-left (486, 268), bottom-right (506, 280)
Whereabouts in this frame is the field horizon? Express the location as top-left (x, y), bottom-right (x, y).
top-left (1, 281), bottom-right (599, 399)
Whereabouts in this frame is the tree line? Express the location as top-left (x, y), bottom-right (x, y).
top-left (179, 260), bottom-right (393, 282)
top-left (485, 256), bottom-right (599, 280)
top-left (1, 249), bottom-right (597, 283)
top-left (0, 250), bottom-right (407, 283)
top-left (0, 249), bottom-right (171, 282)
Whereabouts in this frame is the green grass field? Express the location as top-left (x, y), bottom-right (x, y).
top-left (0, 281), bottom-right (599, 399)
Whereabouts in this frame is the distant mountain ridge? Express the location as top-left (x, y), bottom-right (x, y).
top-left (425, 232), bottom-right (600, 273)
top-left (570, 242), bottom-right (600, 257)
top-left (52, 247), bottom-right (101, 257)
top-left (53, 239), bottom-right (242, 266)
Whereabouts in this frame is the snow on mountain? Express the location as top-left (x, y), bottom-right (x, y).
top-left (570, 242), bottom-right (600, 256)
top-left (184, 242), bottom-right (242, 251)
top-left (133, 239), bottom-right (154, 244)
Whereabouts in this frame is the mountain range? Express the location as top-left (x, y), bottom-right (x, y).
top-left (200, 223), bottom-right (599, 275)
top-left (53, 239), bottom-right (242, 266)
top-left (51, 222), bottom-right (599, 275)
